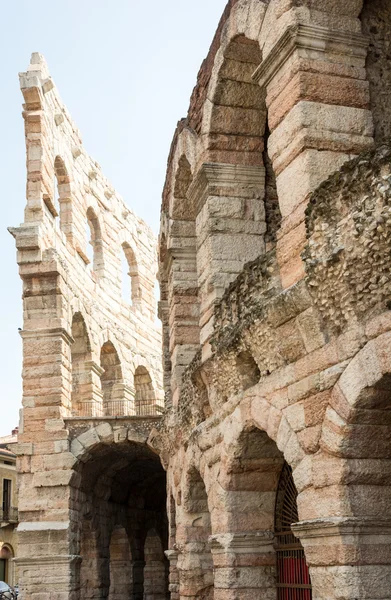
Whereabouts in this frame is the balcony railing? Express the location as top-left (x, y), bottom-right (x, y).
top-left (0, 507), bottom-right (18, 524)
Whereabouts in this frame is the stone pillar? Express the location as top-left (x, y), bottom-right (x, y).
top-left (15, 523), bottom-right (80, 600)
top-left (76, 361), bottom-right (104, 417)
top-left (105, 383), bottom-right (135, 417)
top-left (157, 296), bottom-right (172, 407)
top-left (188, 163), bottom-right (265, 356)
top-left (132, 559), bottom-right (145, 600)
top-left (143, 533), bottom-right (167, 600)
top-left (165, 550), bottom-right (179, 600)
top-left (166, 241), bottom-right (200, 408)
top-left (209, 531), bottom-right (275, 600)
top-left (293, 517), bottom-right (391, 600)
top-left (253, 23), bottom-right (374, 288)
top-left (176, 542), bottom-right (214, 600)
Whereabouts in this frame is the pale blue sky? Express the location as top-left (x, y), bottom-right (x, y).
top-left (0, 0), bottom-right (227, 436)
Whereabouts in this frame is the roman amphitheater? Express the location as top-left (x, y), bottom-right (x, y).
top-left (9, 0), bottom-right (391, 599)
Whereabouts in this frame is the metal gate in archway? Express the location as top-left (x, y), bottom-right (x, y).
top-left (275, 463), bottom-right (312, 600)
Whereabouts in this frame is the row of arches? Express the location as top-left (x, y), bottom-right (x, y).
top-left (107, 527), bottom-right (168, 600)
top-left (159, 0), bottom-right (391, 402)
top-left (47, 156), bottom-right (144, 306)
top-left (72, 434), bottom-right (169, 600)
top-left (171, 427), bottom-right (312, 600)
top-left (70, 312), bottom-right (159, 417)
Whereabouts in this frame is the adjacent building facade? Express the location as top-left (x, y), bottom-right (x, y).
top-left (0, 430), bottom-right (18, 587)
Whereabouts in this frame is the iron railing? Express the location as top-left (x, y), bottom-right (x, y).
top-left (276, 532), bottom-right (312, 599)
top-left (0, 507), bottom-right (18, 524)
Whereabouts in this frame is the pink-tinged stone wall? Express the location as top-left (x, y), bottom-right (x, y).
top-left (11, 54), bottom-right (167, 600)
top-left (159, 1), bottom-right (391, 599)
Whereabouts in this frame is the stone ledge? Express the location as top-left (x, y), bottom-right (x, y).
top-left (253, 24), bottom-right (369, 88)
top-left (293, 517), bottom-right (391, 539)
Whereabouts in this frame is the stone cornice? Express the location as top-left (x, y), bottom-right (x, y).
top-left (165, 246), bottom-right (197, 274)
top-left (20, 327), bottom-right (74, 346)
top-left (86, 360), bottom-right (105, 377)
top-left (14, 554), bottom-right (81, 566)
top-left (253, 24), bottom-right (369, 88)
top-left (165, 549), bottom-right (179, 561)
top-left (209, 530), bottom-right (274, 553)
top-left (8, 225), bottom-right (41, 250)
top-left (292, 517), bottom-right (391, 539)
top-left (188, 163), bottom-right (265, 217)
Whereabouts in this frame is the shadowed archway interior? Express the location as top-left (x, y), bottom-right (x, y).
top-left (72, 440), bottom-right (168, 600)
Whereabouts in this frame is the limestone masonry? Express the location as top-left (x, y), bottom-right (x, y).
top-left (10, 0), bottom-right (391, 599)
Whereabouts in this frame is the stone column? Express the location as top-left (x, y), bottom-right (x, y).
top-left (175, 541), bottom-right (214, 600)
top-left (165, 550), bottom-right (179, 600)
top-left (10, 227), bottom-right (77, 600)
top-left (293, 517), bottom-right (391, 600)
top-left (253, 23), bottom-right (374, 288)
top-left (132, 559), bottom-right (145, 600)
top-left (209, 531), bottom-right (275, 600)
top-left (105, 383), bottom-right (135, 416)
top-left (188, 163), bottom-right (266, 357)
top-left (76, 361), bottom-right (104, 417)
top-left (166, 241), bottom-right (200, 408)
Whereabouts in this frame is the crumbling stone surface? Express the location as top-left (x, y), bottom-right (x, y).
top-left (159, 1), bottom-right (391, 599)
top-left (304, 143), bottom-right (391, 334)
top-left (11, 0), bottom-right (391, 599)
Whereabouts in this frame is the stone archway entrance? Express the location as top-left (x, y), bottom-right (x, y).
top-left (70, 427), bottom-right (169, 600)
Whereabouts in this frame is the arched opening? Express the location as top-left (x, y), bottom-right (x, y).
top-left (172, 155), bottom-right (193, 220)
top-left (143, 529), bottom-right (168, 600)
top-left (108, 526), bottom-right (133, 600)
top-left (71, 313), bottom-right (94, 416)
top-left (361, 0), bottom-right (391, 143)
top-left (167, 155), bottom-right (200, 406)
top-left (100, 341), bottom-right (123, 416)
top-left (275, 463), bottom-right (312, 600)
top-left (181, 468), bottom-right (214, 600)
top-left (86, 207), bottom-right (104, 274)
top-left (53, 156), bottom-right (72, 235)
top-left (134, 366), bottom-right (158, 416)
top-left (122, 243), bottom-right (141, 305)
top-left (73, 439), bottom-right (168, 600)
top-left (213, 427), bottom-right (304, 598)
top-left (207, 35), bottom-right (264, 167)
top-left (0, 545), bottom-right (13, 585)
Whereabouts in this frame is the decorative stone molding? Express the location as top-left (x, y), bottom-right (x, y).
top-left (20, 327), bottom-right (74, 346)
top-left (165, 549), bottom-right (179, 562)
top-left (17, 520), bottom-right (70, 531)
top-left (165, 246), bottom-right (198, 278)
top-left (14, 554), bottom-right (81, 566)
top-left (209, 530), bottom-right (274, 554)
top-left (253, 24), bottom-right (369, 88)
top-left (292, 517), bottom-right (391, 539)
top-left (188, 163), bottom-right (265, 217)
top-left (87, 360), bottom-right (105, 378)
top-left (8, 225), bottom-right (41, 249)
